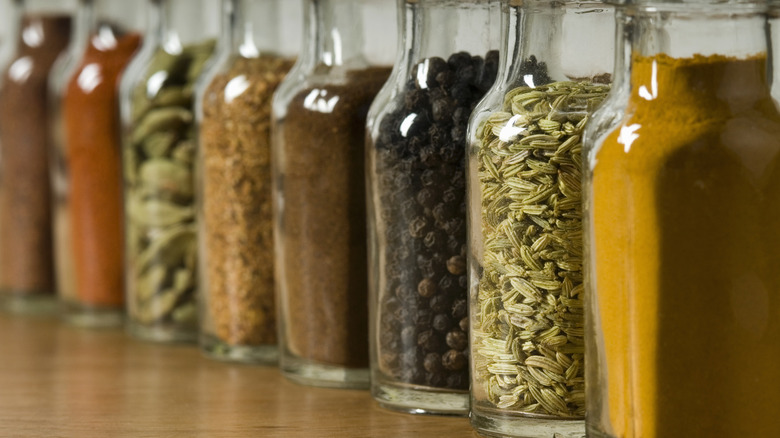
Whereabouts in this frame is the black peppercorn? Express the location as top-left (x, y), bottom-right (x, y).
top-left (446, 330), bottom-right (468, 351)
top-left (417, 278), bottom-right (437, 298)
top-left (374, 51), bottom-right (498, 391)
top-left (446, 255), bottom-right (466, 275)
top-left (442, 350), bottom-right (467, 371)
top-left (432, 313), bottom-right (452, 332)
top-left (429, 293), bottom-right (451, 314)
top-left (408, 216), bottom-right (429, 238)
top-left (451, 299), bottom-right (467, 319)
top-left (424, 352), bottom-right (444, 373)
top-left (418, 329), bottom-right (441, 351)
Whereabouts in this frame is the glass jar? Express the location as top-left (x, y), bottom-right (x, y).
top-left (54, 0), bottom-right (144, 327)
top-left (196, 0), bottom-right (298, 363)
top-left (0, 0), bottom-right (19, 73)
top-left (272, 0), bottom-right (396, 388)
top-left (466, 0), bottom-right (614, 436)
top-left (583, 1), bottom-right (780, 437)
top-left (120, 0), bottom-right (219, 343)
top-left (0, 0), bottom-right (76, 313)
top-left (365, 0), bottom-right (499, 415)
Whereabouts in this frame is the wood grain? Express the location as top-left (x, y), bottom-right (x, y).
top-left (0, 313), bottom-right (477, 437)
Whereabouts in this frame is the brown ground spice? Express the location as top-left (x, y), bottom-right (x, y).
top-left (278, 66), bottom-right (390, 367)
top-left (0, 15), bottom-right (71, 297)
top-left (201, 55), bottom-right (294, 346)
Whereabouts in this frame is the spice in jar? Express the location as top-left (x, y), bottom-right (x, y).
top-left (372, 51), bottom-right (498, 390)
top-left (200, 55), bottom-right (294, 350)
top-left (591, 53), bottom-right (780, 437)
top-left (0, 15), bottom-right (71, 304)
top-left (62, 30), bottom-right (142, 311)
top-left (277, 66), bottom-right (391, 368)
top-left (472, 64), bottom-right (609, 416)
top-left (124, 40), bottom-right (215, 333)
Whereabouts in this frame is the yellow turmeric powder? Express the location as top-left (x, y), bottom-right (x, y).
top-left (591, 53), bottom-right (780, 437)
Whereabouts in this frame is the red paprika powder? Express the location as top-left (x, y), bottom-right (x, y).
top-left (62, 31), bottom-right (141, 309)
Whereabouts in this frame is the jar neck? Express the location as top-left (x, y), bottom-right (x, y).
top-left (92, 0), bottom-right (144, 36)
top-left (152, 0), bottom-right (219, 53)
top-left (626, 3), bottom-right (771, 103)
top-left (231, 0), bottom-right (285, 57)
top-left (629, 3), bottom-right (768, 59)
top-left (402, 0), bottom-right (497, 61)
top-left (301, 0), bottom-right (368, 68)
top-left (22, 0), bottom-right (77, 15)
top-left (501, 0), bottom-right (614, 87)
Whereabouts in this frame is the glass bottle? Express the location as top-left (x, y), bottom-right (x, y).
top-left (272, 0), bottom-right (396, 388)
top-left (365, 0), bottom-right (500, 415)
top-left (583, 0), bottom-right (780, 437)
top-left (120, 0), bottom-right (219, 343)
top-left (466, 0), bottom-right (614, 436)
top-left (54, 0), bottom-right (144, 327)
top-left (196, 0), bottom-right (299, 363)
top-left (0, 0), bottom-right (76, 313)
top-left (0, 0), bottom-right (20, 73)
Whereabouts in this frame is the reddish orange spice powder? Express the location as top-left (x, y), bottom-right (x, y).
top-left (62, 33), bottom-right (142, 308)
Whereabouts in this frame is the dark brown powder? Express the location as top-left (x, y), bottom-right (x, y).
top-left (278, 66), bottom-right (390, 367)
top-left (0, 15), bottom-right (71, 297)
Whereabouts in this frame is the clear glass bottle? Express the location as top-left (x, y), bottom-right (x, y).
top-left (0, 0), bottom-right (20, 74)
top-left (365, 0), bottom-right (500, 415)
top-left (47, 0), bottom-right (90, 320)
top-left (583, 1), bottom-right (780, 437)
top-left (54, 0), bottom-right (144, 327)
top-left (120, 0), bottom-right (219, 343)
top-left (0, 0), bottom-right (76, 314)
top-left (466, 0), bottom-right (614, 436)
top-left (272, 0), bottom-right (396, 388)
top-left (195, 0), bottom-right (298, 363)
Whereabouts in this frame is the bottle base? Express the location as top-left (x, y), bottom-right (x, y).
top-left (281, 353), bottom-right (369, 389)
top-left (1, 292), bottom-right (58, 315)
top-left (63, 302), bottom-right (123, 328)
top-left (126, 319), bottom-right (197, 343)
top-left (470, 407), bottom-right (585, 438)
top-left (200, 334), bottom-right (278, 365)
top-left (372, 380), bottom-right (468, 416)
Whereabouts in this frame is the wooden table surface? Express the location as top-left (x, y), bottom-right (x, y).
top-left (0, 313), bottom-right (477, 437)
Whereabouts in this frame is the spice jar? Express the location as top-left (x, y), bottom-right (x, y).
top-left (272, 0), bottom-right (395, 388)
top-left (365, 0), bottom-right (499, 415)
top-left (0, 0), bottom-right (75, 313)
top-left (0, 0), bottom-right (19, 74)
top-left (584, 0), bottom-right (780, 436)
top-left (196, 0), bottom-right (298, 363)
top-left (467, 0), bottom-right (614, 436)
top-left (120, 0), bottom-right (219, 343)
top-left (54, 0), bottom-right (144, 327)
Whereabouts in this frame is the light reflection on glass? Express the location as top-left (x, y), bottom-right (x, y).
top-left (638, 60), bottom-right (658, 101)
top-left (499, 114), bottom-right (528, 142)
top-left (416, 59), bottom-right (429, 89)
top-left (225, 75), bottom-right (250, 104)
top-left (618, 123), bottom-right (641, 153)
top-left (303, 88), bottom-right (340, 113)
top-left (92, 26), bottom-right (118, 51)
top-left (146, 70), bottom-right (169, 98)
top-left (22, 20), bottom-right (44, 48)
top-left (8, 56), bottom-right (33, 82)
top-left (77, 64), bottom-right (103, 94)
top-left (400, 113), bottom-right (417, 137)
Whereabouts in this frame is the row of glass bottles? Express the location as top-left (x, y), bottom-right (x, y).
top-left (3, 0), bottom-right (779, 436)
